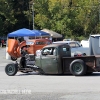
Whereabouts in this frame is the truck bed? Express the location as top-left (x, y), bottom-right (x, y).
top-left (62, 55), bottom-right (100, 74)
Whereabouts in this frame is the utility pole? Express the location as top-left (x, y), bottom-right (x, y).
top-left (99, 0), bottom-right (100, 23)
top-left (32, 3), bottom-right (34, 29)
top-left (29, 0), bottom-right (30, 29)
top-left (99, 0), bottom-right (100, 33)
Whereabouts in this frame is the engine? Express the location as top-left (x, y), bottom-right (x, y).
top-left (25, 54), bottom-right (35, 66)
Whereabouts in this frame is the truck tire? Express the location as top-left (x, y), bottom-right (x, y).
top-left (5, 63), bottom-right (18, 76)
top-left (69, 59), bottom-right (87, 76)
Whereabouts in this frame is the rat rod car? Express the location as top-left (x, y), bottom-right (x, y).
top-left (5, 28), bottom-right (52, 74)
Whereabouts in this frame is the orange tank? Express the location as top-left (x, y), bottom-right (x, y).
top-left (7, 39), bottom-right (19, 58)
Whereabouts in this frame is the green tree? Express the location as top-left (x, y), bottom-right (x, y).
top-left (0, 0), bottom-right (16, 35)
top-left (0, 0), bottom-right (100, 39)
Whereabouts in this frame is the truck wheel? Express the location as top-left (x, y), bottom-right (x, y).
top-left (5, 63), bottom-right (18, 76)
top-left (69, 59), bottom-right (87, 76)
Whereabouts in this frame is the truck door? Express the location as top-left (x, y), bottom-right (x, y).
top-left (40, 47), bottom-right (58, 74)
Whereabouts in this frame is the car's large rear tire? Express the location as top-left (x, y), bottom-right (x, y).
top-left (5, 63), bottom-right (18, 76)
top-left (69, 59), bottom-right (87, 76)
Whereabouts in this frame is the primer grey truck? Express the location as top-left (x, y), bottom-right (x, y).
top-left (34, 43), bottom-right (100, 76)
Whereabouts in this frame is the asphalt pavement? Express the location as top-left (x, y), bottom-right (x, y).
top-left (0, 47), bottom-right (100, 100)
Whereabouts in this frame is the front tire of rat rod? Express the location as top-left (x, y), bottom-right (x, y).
top-left (5, 63), bottom-right (18, 76)
top-left (69, 59), bottom-right (87, 76)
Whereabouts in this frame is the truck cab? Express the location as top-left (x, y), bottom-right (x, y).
top-left (35, 43), bottom-right (71, 74)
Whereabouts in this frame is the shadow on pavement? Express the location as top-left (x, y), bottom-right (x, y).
top-left (15, 72), bottom-right (100, 77)
top-left (16, 71), bottom-right (40, 76)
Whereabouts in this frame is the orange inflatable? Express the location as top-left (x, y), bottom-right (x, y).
top-left (7, 38), bottom-right (52, 59)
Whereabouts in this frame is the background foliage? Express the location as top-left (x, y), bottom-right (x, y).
top-left (0, 0), bottom-right (100, 40)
